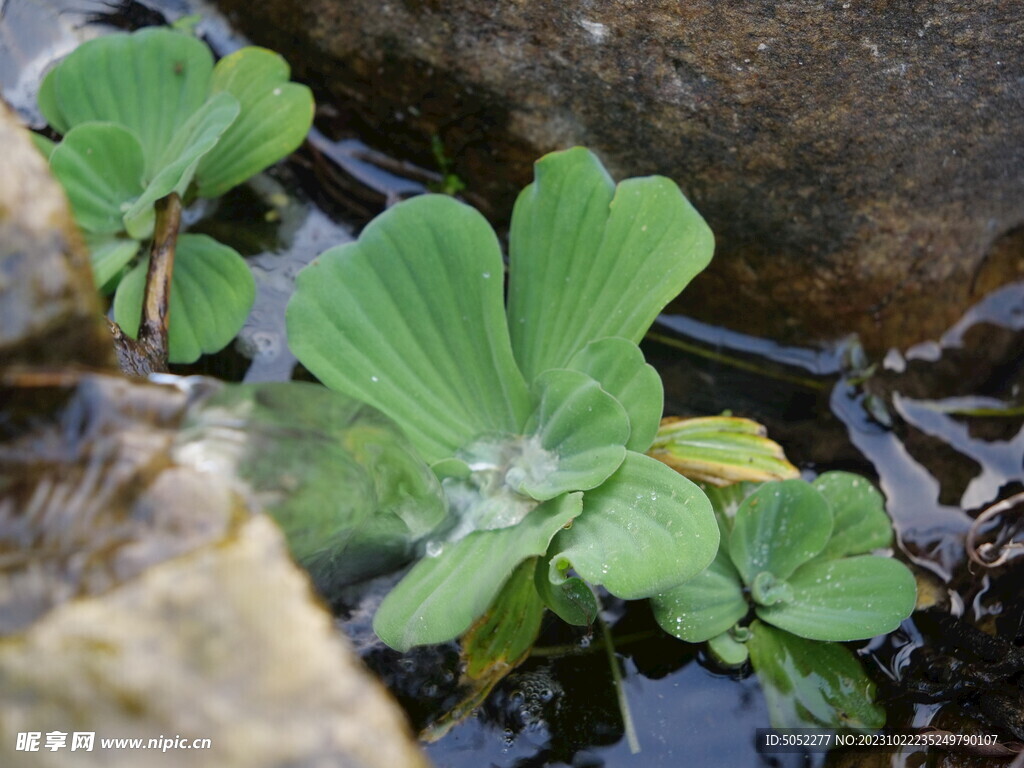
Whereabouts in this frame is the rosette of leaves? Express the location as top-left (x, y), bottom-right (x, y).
top-left (651, 472), bottom-right (917, 729)
top-left (37, 27), bottom-right (314, 362)
top-left (287, 147), bottom-right (721, 652)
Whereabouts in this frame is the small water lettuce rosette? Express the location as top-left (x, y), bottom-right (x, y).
top-left (37, 26), bottom-right (314, 362)
top-left (652, 472), bottom-right (917, 728)
top-left (287, 147), bottom-right (720, 651)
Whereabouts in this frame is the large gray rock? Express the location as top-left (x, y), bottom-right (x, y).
top-left (216, 0), bottom-right (1024, 349)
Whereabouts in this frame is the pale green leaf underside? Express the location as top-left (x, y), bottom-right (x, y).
top-left (114, 234), bottom-right (255, 363)
top-left (549, 451), bottom-right (718, 599)
top-left (197, 46), bottom-right (315, 198)
top-left (651, 546), bottom-right (747, 642)
top-left (534, 560), bottom-right (599, 626)
top-left (507, 146), bottom-right (714, 382)
top-left (519, 368), bottom-right (629, 500)
top-left (707, 631), bottom-right (750, 667)
top-left (747, 620), bottom-right (885, 730)
top-left (179, 381), bottom-right (444, 589)
top-left (812, 472), bottom-right (893, 561)
top-left (566, 337), bottom-right (663, 452)
top-left (49, 122), bottom-right (145, 234)
top-left (123, 91), bottom-right (240, 231)
top-left (84, 233), bottom-right (140, 289)
top-left (756, 556), bottom-right (917, 642)
top-left (373, 492), bottom-right (583, 651)
top-left (43, 28), bottom-right (213, 178)
top-left (286, 194), bottom-right (531, 464)
top-left (729, 480), bottom-right (832, 584)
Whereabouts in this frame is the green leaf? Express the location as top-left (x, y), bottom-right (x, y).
top-left (44, 28), bottom-right (214, 178)
top-left (535, 558), bottom-right (599, 626)
top-left (343, 417), bottom-right (449, 541)
top-left (423, 559), bottom-right (547, 742)
top-left (728, 480), bottom-right (832, 585)
top-left (507, 147), bottom-right (714, 381)
top-left (701, 482), bottom-right (760, 528)
top-left (747, 620), bottom-right (885, 730)
top-left (707, 630), bottom-right (750, 667)
top-left (648, 416), bottom-right (800, 487)
top-left (122, 91), bottom-right (240, 233)
top-left (373, 493), bottom-right (583, 651)
top-left (83, 233), bottom-right (140, 290)
top-left (197, 47), bottom-right (315, 198)
top-left (651, 533), bottom-right (747, 642)
top-left (37, 65), bottom-right (67, 135)
top-left (507, 147), bottom-right (614, 380)
top-left (756, 556), bottom-right (917, 641)
top-left (462, 559), bottom-right (546, 680)
top-left (812, 472), bottom-right (894, 561)
top-left (566, 337), bottom-right (664, 452)
top-left (519, 368), bottom-right (629, 500)
top-left (286, 194), bottom-right (532, 463)
top-left (48, 123), bottom-right (145, 234)
top-left (178, 381), bottom-right (445, 589)
top-left (548, 452), bottom-right (718, 599)
top-left (114, 234), bottom-right (255, 363)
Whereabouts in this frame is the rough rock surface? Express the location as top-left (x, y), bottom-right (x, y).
top-left (216, 0), bottom-right (1024, 349)
top-left (0, 515), bottom-right (430, 768)
top-left (0, 101), bottom-right (113, 368)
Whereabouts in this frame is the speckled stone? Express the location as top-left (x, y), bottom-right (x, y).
top-left (216, 0), bottom-right (1024, 349)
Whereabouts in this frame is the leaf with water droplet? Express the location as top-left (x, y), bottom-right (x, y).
top-left (651, 513), bottom-right (746, 642)
top-left (548, 452), bottom-right (718, 599)
top-left (374, 493), bottom-right (582, 651)
top-left (729, 480), bottom-right (832, 584)
top-left (756, 555), bottom-right (916, 641)
top-left (565, 337), bottom-right (664, 452)
top-left (811, 471), bottom-right (893, 561)
top-left (747, 620), bottom-right (885, 729)
top-left (507, 147), bottom-right (713, 382)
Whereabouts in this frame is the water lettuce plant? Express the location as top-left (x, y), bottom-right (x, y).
top-left (37, 26), bottom-right (314, 363)
top-left (652, 472), bottom-right (917, 728)
top-left (287, 147), bottom-right (721, 651)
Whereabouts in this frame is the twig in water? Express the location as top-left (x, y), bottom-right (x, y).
top-left (967, 491), bottom-right (1024, 568)
top-left (598, 610), bottom-right (640, 755)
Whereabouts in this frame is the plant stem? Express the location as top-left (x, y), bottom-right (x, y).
top-left (529, 629), bottom-right (658, 658)
top-left (598, 611), bottom-right (641, 755)
top-left (138, 192), bottom-right (182, 361)
top-left (645, 330), bottom-right (828, 390)
top-left (109, 193), bottom-right (182, 376)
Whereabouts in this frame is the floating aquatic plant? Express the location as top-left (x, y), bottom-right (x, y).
top-left (38, 26), bottom-right (314, 363)
top-left (652, 472), bottom-right (917, 728)
top-left (286, 146), bottom-right (720, 651)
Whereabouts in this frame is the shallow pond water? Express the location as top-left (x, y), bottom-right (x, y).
top-left (2, 2), bottom-right (1023, 766)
